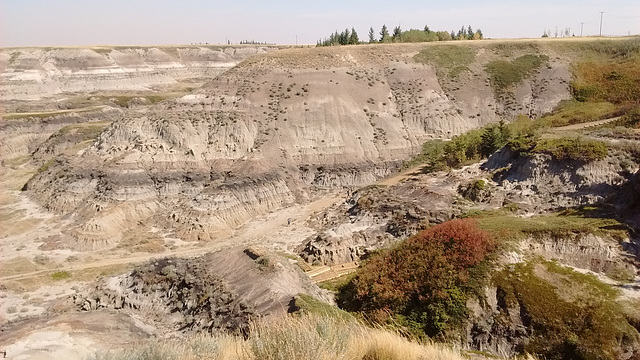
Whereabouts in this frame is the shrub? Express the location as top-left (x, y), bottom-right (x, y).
top-left (531, 137), bottom-right (608, 162)
top-left (337, 219), bottom-right (494, 338)
top-left (402, 139), bottom-right (446, 171)
top-left (51, 271), bottom-right (71, 280)
top-left (443, 129), bottom-right (483, 167)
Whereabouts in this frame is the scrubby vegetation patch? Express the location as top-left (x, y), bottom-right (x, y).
top-left (337, 219), bottom-right (495, 338)
top-left (485, 54), bottom-right (548, 95)
top-left (492, 259), bottom-right (639, 360)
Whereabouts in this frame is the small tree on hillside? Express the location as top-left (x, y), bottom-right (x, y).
top-left (368, 27), bottom-right (376, 43)
top-left (480, 119), bottom-right (510, 157)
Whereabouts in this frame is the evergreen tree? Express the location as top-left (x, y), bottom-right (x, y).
top-left (424, 25), bottom-right (431, 33)
top-left (349, 27), bottom-right (359, 44)
top-left (480, 119), bottom-right (510, 157)
top-left (380, 24), bottom-right (390, 42)
top-left (339, 28), bottom-right (350, 45)
top-left (368, 27), bottom-right (376, 43)
top-left (467, 25), bottom-right (474, 39)
top-left (392, 26), bottom-right (402, 41)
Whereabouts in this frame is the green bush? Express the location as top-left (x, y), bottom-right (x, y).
top-left (402, 139), bottom-right (446, 171)
top-left (531, 137), bottom-right (608, 162)
top-left (51, 271), bottom-right (71, 280)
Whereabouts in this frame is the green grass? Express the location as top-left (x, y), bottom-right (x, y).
top-left (485, 54), bottom-right (548, 95)
top-left (293, 294), bottom-right (355, 321)
top-left (108, 95), bottom-right (173, 107)
top-left (547, 38), bottom-right (640, 60)
top-left (317, 273), bottom-right (357, 293)
top-left (413, 45), bottom-right (477, 78)
top-left (537, 100), bottom-right (617, 127)
top-left (4, 107), bottom-right (103, 120)
top-left (57, 121), bottom-right (110, 137)
top-left (490, 42), bottom-right (540, 57)
top-left (91, 47), bottom-right (112, 55)
top-left (36, 159), bottom-right (56, 175)
top-left (468, 209), bottom-right (627, 243)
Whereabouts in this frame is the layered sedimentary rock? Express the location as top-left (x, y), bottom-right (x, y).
top-left (0, 46), bottom-right (279, 101)
top-left (21, 43), bottom-right (573, 247)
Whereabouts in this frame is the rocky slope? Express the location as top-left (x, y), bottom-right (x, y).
top-left (0, 45), bottom-right (280, 101)
top-left (72, 247), bottom-right (331, 336)
top-left (299, 148), bottom-right (640, 265)
top-left (20, 41), bottom-right (575, 248)
top-left (0, 106), bottom-right (122, 161)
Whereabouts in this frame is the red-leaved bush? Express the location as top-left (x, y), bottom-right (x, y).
top-left (338, 218), bottom-right (494, 337)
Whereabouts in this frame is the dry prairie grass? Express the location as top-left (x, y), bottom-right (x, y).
top-left (92, 313), bottom-right (471, 360)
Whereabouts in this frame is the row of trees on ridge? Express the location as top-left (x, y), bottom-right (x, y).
top-left (317, 25), bottom-right (483, 46)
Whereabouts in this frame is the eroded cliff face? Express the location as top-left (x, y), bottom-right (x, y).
top-left (72, 247), bottom-right (331, 335)
top-left (19, 43), bottom-right (573, 248)
top-left (299, 149), bottom-right (640, 265)
top-left (0, 46), bottom-right (279, 101)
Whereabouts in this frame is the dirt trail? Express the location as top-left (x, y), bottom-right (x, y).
top-left (377, 165), bottom-right (425, 186)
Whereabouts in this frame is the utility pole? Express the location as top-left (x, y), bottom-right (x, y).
top-left (580, 22), bottom-right (584, 37)
top-left (599, 11), bottom-right (604, 36)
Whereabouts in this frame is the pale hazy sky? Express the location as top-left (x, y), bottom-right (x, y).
top-left (2, 0), bottom-right (639, 47)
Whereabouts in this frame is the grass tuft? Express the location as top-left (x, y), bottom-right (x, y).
top-left (51, 271), bottom-right (71, 280)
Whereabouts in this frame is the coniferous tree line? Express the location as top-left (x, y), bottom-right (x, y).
top-left (317, 24), bottom-right (483, 46)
